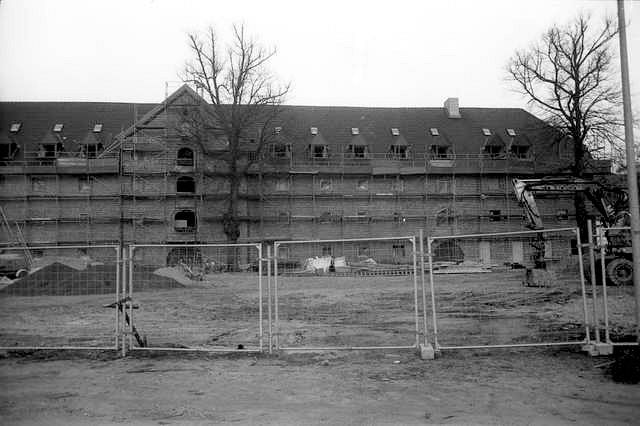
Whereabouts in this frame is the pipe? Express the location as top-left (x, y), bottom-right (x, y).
top-left (436, 341), bottom-right (587, 350)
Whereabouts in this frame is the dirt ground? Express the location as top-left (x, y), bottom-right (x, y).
top-left (1, 347), bottom-right (639, 426)
top-left (1, 268), bottom-right (638, 424)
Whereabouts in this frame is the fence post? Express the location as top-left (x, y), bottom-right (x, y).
top-left (274, 242), bottom-right (280, 350)
top-left (411, 236), bottom-right (420, 349)
top-left (575, 229), bottom-right (592, 345)
top-left (128, 246), bottom-right (134, 352)
top-left (587, 219), bottom-right (600, 344)
top-left (267, 244), bottom-right (273, 354)
top-left (427, 237), bottom-right (439, 351)
top-left (115, 246), bottom-right (121, 353)
top-left (419, 229), bottom-right (429, 346)
top-left (598, 225), bottom-right (611, 343)
top-left (121, 247), bottom-right (127, 357)
top-left (258, 243), bottom-right (263, 352)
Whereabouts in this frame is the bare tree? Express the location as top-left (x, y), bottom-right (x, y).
top-left (507, 14), bottom-right (621, 234)
top-left (180, 24), bottom-right (289, 253)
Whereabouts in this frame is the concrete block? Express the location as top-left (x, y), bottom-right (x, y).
top-left (419, 343), bottom-right (435, 360)
top-left (582, 342), bottom-right (614, 356)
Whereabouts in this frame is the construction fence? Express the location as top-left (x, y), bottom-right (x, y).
top-left (1, 229), bottom-right (636, 355)
top-left (588, 224), bottom-right (638, 346)
top-left (125, 243), bottom-right (265, 352)
top-left (426, 228), bottom-right (591, 350)
top-left (272, 236), bottom-right (422, 351)
top-left (0, 245), bottom-right (120, 350)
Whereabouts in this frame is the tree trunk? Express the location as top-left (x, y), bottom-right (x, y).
top-left (223, 169), bottom-right (241, 271)
top-left (572, 135), bottom-right (589, 242)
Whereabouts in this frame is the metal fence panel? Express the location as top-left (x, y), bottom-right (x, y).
top-left (273, 236), bottom-right (420, 350)
top-left (594, 226), bottom-right (638, 346)
top-left (427, 228), bottom-right (590, 350)
top-left (128, 243), bottom-right (264, 352)
top-left (0, 245), bottom-right (119, 350)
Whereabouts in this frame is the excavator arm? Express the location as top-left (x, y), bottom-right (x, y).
top-left (511, 177), bottom-right (625, 229)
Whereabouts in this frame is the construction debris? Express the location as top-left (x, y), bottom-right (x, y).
top-left (153, 265), bottom-right (203, 286)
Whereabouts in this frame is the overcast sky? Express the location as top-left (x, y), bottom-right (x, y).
top-left (0, 0), bottom-right (638, 111)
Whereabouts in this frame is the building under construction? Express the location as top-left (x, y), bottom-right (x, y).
top-left (0, 85), bottom-right (610, 264)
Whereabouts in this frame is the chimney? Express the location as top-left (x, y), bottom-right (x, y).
top-left (444, 97), bottom-right (461, 119)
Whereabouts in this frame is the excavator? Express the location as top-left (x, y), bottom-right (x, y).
top-left (512, 177), bottom-right (633, 285)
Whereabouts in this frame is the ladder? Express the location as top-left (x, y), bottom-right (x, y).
top-left (0, 206), bottom-right (33, 269)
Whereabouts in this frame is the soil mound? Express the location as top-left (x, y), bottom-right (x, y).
top-left (0, 263), bottom-right (183, 296)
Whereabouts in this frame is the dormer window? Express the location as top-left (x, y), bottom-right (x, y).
top-left (93, 123), bottom-right (103, 133)
top-left (484, 144), bottom-right (503, 158)
top-left (511, 145), bottom-right (530, 159)
top-left (390, 132), bottom-right (410, 159)
top-left (40, 144), bottom-right (58, 158)
top-left (84, 143), bottom-right (104, 159)
top-left (0, 141), bottom-right (20, 160)
top-left (274, 126), bottom-right (282, 134)
top-left (506, 128), bottom-right (517, 137)
top-left (53, 123), bottom-right (64, 133)
top-left (10, 123), bottom-right (21, 133)
top-left (270, 143), bottom-right (291, 159)
top-left (351, 128), bottom-right (360, 135)
top-left (346, 144), bottom-right (367, 158)
top-left (390, 128), bottom-right (400, 136)
top-left (310, 127), bottom-right (318, 135)
top-left (481, 128), bottom-right (492, 136)
top-left (430, 145), bottom-right (451, 159)
top-left (390, 145), bottom-right (410, 159)
top-left (311, 144), bottom-right (328, 159)
top-left (429, 128), bottom-right (439, 136)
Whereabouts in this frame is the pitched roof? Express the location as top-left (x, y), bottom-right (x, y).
top-left (1, 86), bottom-right (560, 163)
top-left (40, 132), bottom-right (61, 146)
top-left (0, 101), bottom-right (155, 159)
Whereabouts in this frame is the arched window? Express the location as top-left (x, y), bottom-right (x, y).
top-left (177, 148), bottom-right (194, 166)
top-left (176, 176), bottom-right (195, 193)
top-left (174, 210), bottom-right (196, 232)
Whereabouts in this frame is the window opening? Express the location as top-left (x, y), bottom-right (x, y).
top-left (320, 179), bottom-right (332, 192)
top-left (177, 147), bottom-right (194, 166)
top-left (311, 144), bottom-right (328, 159)
top-left (176, 176), bottom-right (196, 193)
top-left (430, 145), bottom-right (450, 159)
top-left (510, 145), bottom-right (530, 159)
top-left (390, 145), bottom-right (410, 159)
top-left (174, 210), bottom-right (197, 232)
